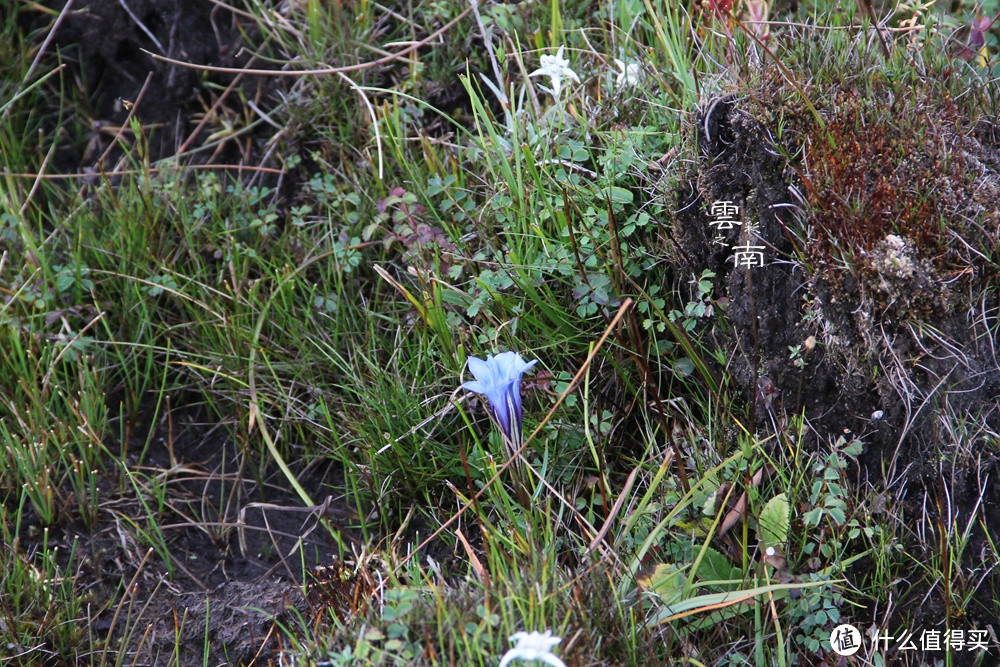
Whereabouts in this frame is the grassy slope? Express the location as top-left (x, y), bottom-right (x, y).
top-left (1, 0), bottom-right (998, 665)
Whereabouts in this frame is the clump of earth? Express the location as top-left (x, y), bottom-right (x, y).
top-left (24, 0), bottom-right (273, 170)
top-left (670, 75), bottom-right (1000, 628)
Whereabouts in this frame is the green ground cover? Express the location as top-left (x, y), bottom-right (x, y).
top-left (1, 0), bottom-right (999, 665)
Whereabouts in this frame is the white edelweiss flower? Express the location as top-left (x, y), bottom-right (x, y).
top-left (498, 630), bottom-right (566, 667)
top-left (613, 58), bottom-right (642, 87)
top-left (529, 45), bottom-right (580, 97)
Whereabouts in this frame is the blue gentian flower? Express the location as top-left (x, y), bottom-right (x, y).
top-left (462, 351), bottom-right (537, 458)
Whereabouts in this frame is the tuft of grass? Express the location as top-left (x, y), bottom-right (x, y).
top-left (0, 517), bottom-right (88, 661)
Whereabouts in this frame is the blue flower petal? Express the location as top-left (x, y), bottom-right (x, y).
top-left (466, 356), bottom-right (496, 385)
top-left (461, 351), bottom-right (536, 450)
top-left (492, 351), bottom-right (519, 378)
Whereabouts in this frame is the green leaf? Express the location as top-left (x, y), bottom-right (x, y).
top-left (56, 271), bottom-right (75, 293)
top-left (828, 507), bottom-right (847, 525)
top-left (607, 186), bottom-right (634, 204)
top-left (673, 357), bottom-right (695, 376)
top-left (758, 492), bottom-right (790, 548)
top-left (636, 562), bottom-right (686, 603)
top-left (844, 439), bottom-right (863, 456)
top-left (648, 579), bottom-right (834, 625)
top-left (696, 546), bottom-right (742, 584)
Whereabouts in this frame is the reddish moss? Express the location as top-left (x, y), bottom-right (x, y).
top-left (799, 90), bottom-right (974, 271)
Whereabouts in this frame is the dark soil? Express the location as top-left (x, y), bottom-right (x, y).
top-left (24, 0), bottom-right (278, 172)
top-left (26, 406), bottom-right (357, 666)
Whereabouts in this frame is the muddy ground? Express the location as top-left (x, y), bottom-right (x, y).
top-left (64, 410), bottom-right (351, 665)
top-left (25, 0), bottom-right (267, 171)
